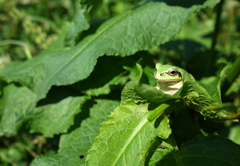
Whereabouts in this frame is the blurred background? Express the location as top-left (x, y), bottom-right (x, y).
top-left (1, 0), bottom-right (240, 165)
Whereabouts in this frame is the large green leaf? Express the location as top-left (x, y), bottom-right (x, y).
top-left (0, 84), bottom-right (37, 136)
top-left (0, 84), bottom-right (88, 136)
top-left (31, 99), bottom-right (119, 166)
top-left (149, 135), bottom-right (240, 166)
top-left (85, 99), bottom-right (171, 166)
top-left (0, 0), bottom-right (220, 101)
top-left (29, 96), bottom-right (88, 137)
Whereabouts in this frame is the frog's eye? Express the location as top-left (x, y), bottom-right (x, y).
top-left (154, 67), bottom-right (157, 71)
top-left (168, 69), bottom-right (177, 76)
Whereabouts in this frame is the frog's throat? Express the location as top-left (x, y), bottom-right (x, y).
top-left (157, 80), bottom-right (183, 95)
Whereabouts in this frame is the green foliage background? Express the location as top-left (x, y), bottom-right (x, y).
top-left (1, 0), bottom-right (240, 165)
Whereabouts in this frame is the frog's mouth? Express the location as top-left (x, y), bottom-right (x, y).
top-left (155, 78), bottom-right (182, 83)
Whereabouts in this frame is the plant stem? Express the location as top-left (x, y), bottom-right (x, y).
top-left (147, 104), bottom-right (170, 122)
top-left (223, 56), bottom-right (240, 96)
top-left (0, 40), bottom-right (32, 59)
top-left (205, 0), bottom-right (224, 76)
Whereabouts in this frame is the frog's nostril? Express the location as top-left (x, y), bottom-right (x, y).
top-left (160, 73), bottom-right (163, 76)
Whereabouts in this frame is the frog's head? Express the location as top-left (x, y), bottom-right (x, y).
top-left (154, 63), bottom-right (182, 83)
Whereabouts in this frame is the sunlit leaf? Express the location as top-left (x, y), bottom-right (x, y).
top-left (31, 99), bottom-right (119, 166)
top-left (0, 84), bottom-right (37, 136)
top-left (29, 96), bottom-right (89, 137)
top-left (0, 0), bottom-right (221, 101)
top-left (86, 99), bottom-right (171, 166)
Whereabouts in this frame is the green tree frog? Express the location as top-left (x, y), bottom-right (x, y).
top-left (152, 63), bottom-right (240, 121)
top-left (154, 63), bottom-right (195, 95)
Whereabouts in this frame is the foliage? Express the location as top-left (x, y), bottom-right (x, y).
top-left (1, 0), bottom-right (240, 165)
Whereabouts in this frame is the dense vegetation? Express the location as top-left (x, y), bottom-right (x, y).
top-left (1, 0), bottom-right (240, 165)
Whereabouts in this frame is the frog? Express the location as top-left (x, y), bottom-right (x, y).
top-left (151, 63), bottom-right (240, 121)
top-left (154, 63), bottom-right (195, 95)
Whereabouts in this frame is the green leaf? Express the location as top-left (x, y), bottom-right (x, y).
top-left (121, 63), bottom-right (144, 103)
top-left (150, 135), bottom-right (240, 166)
top-left (156, 115), bottom-right (171, 139)
top-left (178, 81), bottom-right (240, 120)
top-left (85, 99), bottom-right (167, 166)
top-left (198, 76), bottom-right (220, 102)
top-left (226, 74), bottom-right (240, 95)
top-left (179, 81), bottom-right (216, 108)
top-left (46, 24), bottom-right (72, 53)
top-left (227, 124), bottom-right (240, 145)
top-left (0, 84), bottom-right (37, 136)
top-left (31, 99), bottom-right (119, 166)
top-left (142, 66), bottom-right (157, 87)
top-left (148, 139), bottom-right (176, 166)
top-left (121, 81), bottom-right (145, 104)
top-left (0, 0), bottom-right (220, 101)
top-left (0, 84), bottom-right (88, 137)
top-left (223, 55), bottom-right (240, 95)
top-left (179, 135), bottom-right (240, 166)
top-left (134, 84), bottom-right (176, 104)
top-left (29, 96), bottom-right (89, 137)
top-left (178, 81), bottom-right (229, 120)
top-left (124, 63), bottom-right (143, 83)
top-left (65, 11), bottom-right (90, 44)
top-left (83, 74), bottom-right (122, 96)
top-left (215, 64), bottom-right (229, 102)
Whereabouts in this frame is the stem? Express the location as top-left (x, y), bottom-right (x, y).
top-left (223, 56), bottom-right (240, 96)
top-left (148, 104), bottom-right (170, 122)
top-left (225, 56), bottom-right (240, 87)
top-left (26, 147), bottom-right (37, 158)
top-left (205, 0), bottom-right (224, 76)
top-left (0, 40), bottom-right (32, 59)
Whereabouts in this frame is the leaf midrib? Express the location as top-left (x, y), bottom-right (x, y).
top-left (41, 7), bottom-right (132, 95)
top-left (111, 117), bottom-right (149, 166)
